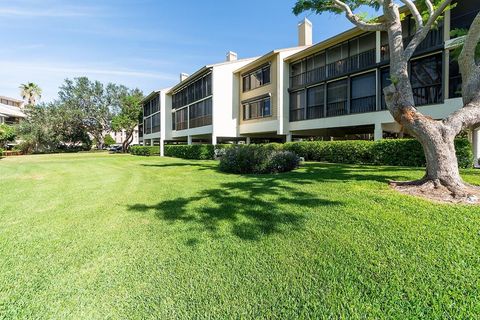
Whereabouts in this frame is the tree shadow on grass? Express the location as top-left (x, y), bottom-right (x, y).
top-left (128, 161), bottom-right (415, 243)
top-left (128, 176), bottom-right (341, 242)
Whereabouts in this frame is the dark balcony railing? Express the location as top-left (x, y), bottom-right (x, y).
top-left (327, 101), bottom-right (347, 117)
top-left (306, 66), bottom-right (327, 85)
top-left (290, 108), bottom-right (305, 122)
top-left (413, 84), bottom-right (442, 106)
top-left (290, 73), bottom-right (304, 87)
top-left (176, 121), bottom-right (188, 131)
top-left (307, 105), bottom-right (324, 119)
top-left (189, 115), bottom-right (212, 129)
top-left (381, 27), bottom-right (443, 61)
top-left (327, 48), bottom-right (376, 78)
top-left (350, 96), bottom-right (376, 114)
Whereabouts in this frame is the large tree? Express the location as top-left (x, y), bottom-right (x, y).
top-left (111, 90), bottom-right (143, 152)
top-left (57, 77), bottom-right (129, 149)
top-left (293, 0), bottom-right (480, 202)
top-left (19, 82), bottom-right (42, 106)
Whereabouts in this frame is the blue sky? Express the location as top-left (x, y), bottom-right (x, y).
top-left (0, 0), bottom-right (362, 102)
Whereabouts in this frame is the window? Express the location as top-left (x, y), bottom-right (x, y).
top-left (449, 55), bottom-right (462, 98)
top-left (152, 113), bottom-right (161, 133)
top-left (410, 54), bottom-right (443, 106)
top-left (242, 65), bottom-right (271, 92)
top-left (307, 85), bottom-right (324, 119)
top-left (327, 79), bottom-right (347, 117)
top-left (350, 72), bottom-right (376, 113)
top-left (189, 98), bottom-right (212, 128)
top-left (172, 73), bottom-right (212, 109)
top-left (242, 97), bottom-right (271, 120)
top-left (380, 68), bottom-right (391, 110)
top-left (290, 90), bottom-right (306, 122)
top-left (175, 108), bottom-right (188, 130)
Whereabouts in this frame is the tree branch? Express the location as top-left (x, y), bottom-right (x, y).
top-left (331, 0), bottom-right (387, 31)
top-left (403, 0), bottom-right (451, 61)
top-left (400, 0), bottom-right (423, 28)
top-left (424, 0), bottom-right (434, 16)
top-left (444, 100), bottom-right (480, 136)
top-left (458, 11), bottom-right (480, 83)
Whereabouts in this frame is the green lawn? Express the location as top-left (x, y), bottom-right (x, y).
top-left (1, 153), bottom-right (480, 319)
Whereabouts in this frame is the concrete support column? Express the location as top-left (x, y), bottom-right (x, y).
top-left (375, 31), bottom-right (381, 63)
top-left (160, 139), bottom-right (164, 157)
top-left (211, 134), bottom-right (217, 146)
top-left (286, 133), bottom-right (292, 143)
top-left (187, 136), bottom-right (193, 145)
top-left (473, 128), bottom-right (480, 168)
top-left (374, 123), bottom-right (383, 141)
top-left (246, 137), bottom-right (251, 145)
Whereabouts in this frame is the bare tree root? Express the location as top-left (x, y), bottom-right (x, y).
top-left (389, 179), bottom-right (480, 204)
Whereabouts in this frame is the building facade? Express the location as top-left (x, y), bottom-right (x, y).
top-left (139, 2), bottom-right (480, 165)
top-left (0, 95), bottom-right (25, 125)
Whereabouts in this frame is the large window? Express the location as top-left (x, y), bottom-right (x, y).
top-left (152, 113), bottom-right (161, 133)
top-left (189, 98), bottom-right (213, 128)
top-left (175, 108), bottom-right (188, 131)
top-left (351, 72), bottom-right (376, 113)
top-left (172, 73), bottom-right (212, 109)
top-left (242, 65), bottom-right (270, 92)
top-left (307, 85), bottom-right (324, 119)
top-left (449, 56), bottom-right (462, 99)
top-left (243, 97), bottom-right (271, 120)
top-left (290, 90), bottom-right (306, 122)
top-left (327, 80), bottom-right (347, 117)
top-left (410, 54), bottom-right (443, 106)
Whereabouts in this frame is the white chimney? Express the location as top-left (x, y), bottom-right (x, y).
top-left (298, 18), bottom-right (313, 46)
top-left (226, 51), bottom-right (238, 62)
top-left (180, 73), bottom-right (189, 82)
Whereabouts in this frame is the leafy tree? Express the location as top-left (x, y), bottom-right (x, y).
top-left (19, 82), bottom-right (42, 105)
top-left (293, 0), bottom-right (480, 201)
top-left (57, 77), bottom-right (129, 149)
top-left (104, 134), bottom-right (116, 147)
top-left (111, 90), bottom-right (143, 152)
top-left (0, 124), bottom-right (16, 148)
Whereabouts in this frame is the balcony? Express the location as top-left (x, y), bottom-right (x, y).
top-left (176, 121), bottom-right (188, 131)
top-left (290, 108), bottom-right (305, 122)
top-left (413, 83), bottom-right (442, 106)
top-left (189, 115), bottom-right (212, 129)
top-left (290, 49), bottom-right (376, 88)
top-left (307, 105), bottom-right (324, 120)
top-left (381, 27), bottom-right (443, 61)
top-left (350, 96), bottom-right (376, 114)
top-left (327, 48), bottom-right (376, 79)
top-left (326, 101), bottom-right (347, 117)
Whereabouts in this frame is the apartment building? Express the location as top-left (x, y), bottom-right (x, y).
top-left (283, 1), bottom-right (479, 143)
top-left (167, 53), bottom-right (257, 145)
top-left (0, 95), bottom-right (25, 124)
top-left (140, 88), bottom-right (171, 155)
top-left (110, 128), bottom-right (140, 146)
top-left (234, 19), bottom-right (311, 143)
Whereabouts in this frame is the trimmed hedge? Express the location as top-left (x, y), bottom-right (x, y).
top-left (219, 146), bottom-right (300, 174)
top-left (283, 138), bottom-right (473, 168)
top-left (130, 146), bottom-right (160, 156)
top-left (164, 144), bottom-right (235, 160)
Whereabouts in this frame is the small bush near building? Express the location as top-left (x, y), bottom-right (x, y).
top-left (130, 146), bottom-right (160, 156)
top-left (219, 145), bottom-right (301, 174)
top-left (164, 145), bottom-right (215, 160)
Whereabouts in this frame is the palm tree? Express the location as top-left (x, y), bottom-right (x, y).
top-left (19, 83), bottom-right (42, 106)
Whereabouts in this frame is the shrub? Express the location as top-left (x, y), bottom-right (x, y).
top-left (130, 146), bottom-right (160, 156)
top-left (0, 148), bottom-right (3, 157)
top-left (219, 145), bottom-right (300, 174)
top-left (164, 145), bottom-right (215, 160)
top-left (284, 138), bottom-right (472, 168)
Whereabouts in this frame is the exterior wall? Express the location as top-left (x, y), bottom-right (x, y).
top-left (110, 127), bottom-right (140, 145)
top-left (239, 57), bottom-right (278, 125)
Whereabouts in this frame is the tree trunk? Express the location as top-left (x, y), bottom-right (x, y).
top-left (122, 131), bottom-right (133, 153)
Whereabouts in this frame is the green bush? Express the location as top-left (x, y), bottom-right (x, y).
top-left (219, 145), bottom-right (300, 174)
top-left (284, 138), bottom-right (473, 168)
top-left (164, 145), bottom-right (215, 160)
top-left (130, 146), bottom-right (160, 156)
top-left (0, 148), bottom-right (3, 157)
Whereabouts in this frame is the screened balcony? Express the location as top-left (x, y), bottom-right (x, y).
top-left (326, 48), bottom-right (376, 79)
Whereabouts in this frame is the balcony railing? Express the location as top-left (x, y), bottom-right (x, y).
top-left (189, 115), bottom-right (212, 129)
top-left (291, 49), bottom-right (376, 88)
top-left (327, 49), bottom-right (376, 78)
top-left (327, 101), bottom-right (347, 117)
top-left (350, 96), bottom-right (376, 114)
top-left (307, 105), bottom-right (324, 120)
top-left (413, 84), bottom-right (442, 106)
top-left (290, 108), bottom-right (305, 122)
top-left (176, 121), bottom-right (188, 131)
top-left (381, 27), bottom-right (443, 61)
